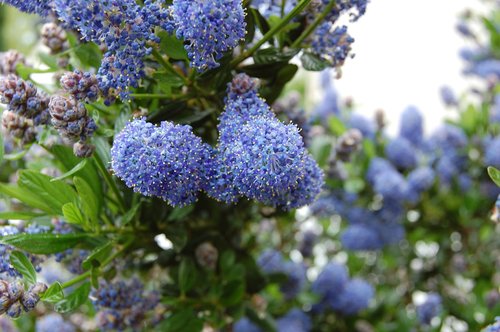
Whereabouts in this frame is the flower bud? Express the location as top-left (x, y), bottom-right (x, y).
top-left (195, 242), bottom-right (218, 270)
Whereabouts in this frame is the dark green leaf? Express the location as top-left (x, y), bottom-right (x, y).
top-left (18, 170), bottom-right (78, 215)
top-left (300, 52), bottom-right (329, 71)
top-left (1, 233), bottom-right (93, 254)
top-left (488, 166), bottom-right (500, 187)
top-left (154, 72), bottom-right (185, 88)
top-left (161, 309), bottom-right (203, 332)
top-left (179, 258), bottom-right (197, 294)
top-left (10, 251), bottom-right (36, 285)
top-left (254, 48), bottom-right (299, 65)
top-left (54, 282), bottom-right (91, 313)
top-left (168, 205), bottom-right (194, 221)
top-left (0, 183), bottom-right (53, 214)
top-left (51, 160), bottom-right (88, 182)
top-left (220, 279), bottom-right (245, 306)
top-left (219, 251), bottom-right (236, 274)
top-left (82, 241), bottom-right (113, 270)
top-left (121, 201), bottom-right (141, 226)
top-left (249, 8), bottom-right (271, 35)
top-left (41, 282), bottom-right (64, 303)
top-left (158, 31), bottom-right (188, 60)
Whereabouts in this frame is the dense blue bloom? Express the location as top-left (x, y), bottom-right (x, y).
top-left (54, 0), bottom-right (170, 101)
top-left (111, 118), bottom-right (209, 207)
top-left (467, 59), bottom-right (500, 79)
top-left (319, 0), bottom-right (369, 22)
top-left (436, 154), bottom-right (460, 186)
top-left (427, 124), bottom-right (467, 152)
top-left (491, 95), bottom-right (500, 123)
top-left (1, 0), bottom-right (53, 15)
top-left (407, 167), bottom-right (435, 193)
top-left (252, 0), bottom-right (297, 17)
top-left (167, 0), bottom-right (246, 71)
top-left (341, 224), bottom-right (383, 250)
top-left (280, 262), bottom-right (307, 299)
top-left (257, 249), bottom-right (284, 274)
top-left (36, 313), bottom-right (75, 332)
top-left (311, 262), bottom-right (349, 298)
top-left (416, 293), bottom-right (442, 325)
top-left (298, 230), bottom-right (317, 258)
top-left (399, 106), bottom-right (424, 146)
top-left (233, 318), bottom-right (261, 332)
top-left (485, 137), bottom-right (500, 168)
top-left (312, 72), bottom-right (341, 120)
top-left (60, 70), bottom-right (99, 103)
top-left (385, 137), bottom-right (418, 170)
top-left (366, 157), bottom-right (395, 185)
top-left (330, 278), bottom-right (374, 315)
top-left (311, 23), bottom-right (355, 70)
top-left (276, 309), bottom-right (312, 332)
top-left (347, 113), bottom-right (375, 139)
top-left (373, 168), bottom-right (409, 202)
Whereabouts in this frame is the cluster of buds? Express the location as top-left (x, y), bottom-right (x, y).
top-left (41, 22), bottom-right (69, 55)
top-left (48, 95), bottom-right (97, 158)
top-left (60, 70), bottom-right (99, 103)
top-left (0, 50), bottom-right (27, 76)
top-left (334, 128), bottom-right (363, 162)
top-left (0, 280), bottom-right (47, 318)
top-left (2, 111), bottom-right (37, 145)
top-left (0, 75), bottom-right (50, 126)
top-left (195, 242), bottom-right (219, 270)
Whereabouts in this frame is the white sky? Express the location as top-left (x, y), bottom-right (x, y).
top-left (316, 0), bottom-right (485, 135)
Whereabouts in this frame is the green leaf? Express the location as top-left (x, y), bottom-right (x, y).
top-left (10, 251), bottom-right (37, 285)
top-left (161, 309), bottom-right (203, 332)
top-left (55, 282), bottom-right (91, 313)
top-left (121, 201), bottom-right (141, 226)
top-left (41, 282), bottom-right (64, 303)
top-left (73, 42), bottom-right (102, 68)
top-left (0, 183), bottom-right (53, 214)
top-left (74, 177), bottom-right (100, 228)
top-left (51, 160), bottom-right (88, 182)
top-left (168, 205), bottom-right (194, 221)
top-left (329, 116), bottom-right (347, 135)
top-left (81, 241), bottom-right (113, 270)
top-left (18, 170), bottom-right (78, 215)
top-left (158, 31), bottom-right (188, 60)
top-left (38, 52), bottom-right (59, 69)
top-left (1, 233), bottom-right (93, 254)
top-left (300, 52), bottom-right (329, 71)
top-left (15, 63), bottom-right (55, 80)
top-left (179, 258), bottom-right (197, 294)
top-left (0, 211), bottom-right (45, 220)
top-left (249, 8), bottom-right (271, 35)
top-left (220, 279), bottom-right (245, 306)
top-left (62, 203), bottom-right (87, 227)
top-left (488, 166), bottom-right (500, 187)
top-left (219, 251), bottom-right (236, 274)
top-left (253, 47), bottom-right (299, 65)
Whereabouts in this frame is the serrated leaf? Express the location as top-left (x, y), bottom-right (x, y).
top-left (62, 203), bottom-right (87, 227)
top-left (74, 177), bottom-right (100, 228)
top-left (81, 241), bottom-right (113, 270)
top-left (10, 251), bottom-right (36, 285)
top-left (55, 282), bottom-right (91, 313)
top-left (300, 52), bottom-right (329, 71)
top-left (0, 233), bottom-right (93, 254)
top-left (51, 160), bottom-right (88, 182)
top-left (488, 166), bottom-right (500, 187)
top-left (18, 170), bottom-right (78, 215)
top-left (41, 282), bottom-right (64, 303)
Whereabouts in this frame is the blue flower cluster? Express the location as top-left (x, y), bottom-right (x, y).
top-left (485, 317), bottom-right (500, 332)
top-left (311, 24), bottom-right (354, 70)
top-left (0, 75), bottom-right (50, 126)
top-left (251, 0), bottom-right (298, 18)
top-left (111, 118), bottom-right (209, 207)
top-left (91, 279), bottom-right (160, 331)
top-left (53, 0), bottom-right (170, 102)
top-left (60, 70), bottom-right (99, 103)
top-left (0, 280), bottom-right (47, 318)
top-left (205, 74), bottom-right (324, 208)
top-left (416, 293), bottom-right (442, 325)
top-left (312, 262), bottom-right (374, 315)
top-left (235, 309), bottom-right (311, 332)
top-left (36, 313), bottom-right (75, 332)
top-left (0, 0), bottom-right (52, 15)
top-left (166, 0), bottom-right (246, 71)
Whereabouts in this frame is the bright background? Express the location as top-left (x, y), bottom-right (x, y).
top-left (316, 0), bottom-right (485, 135)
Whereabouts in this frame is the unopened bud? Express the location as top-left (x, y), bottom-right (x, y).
top-left (195, 242), bottom-right (218, 270)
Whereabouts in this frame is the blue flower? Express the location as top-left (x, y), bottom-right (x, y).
top-left (167, 0), bottom-right (246, 71)
top-left (276, 309), bottom-right (312, 332)
top-left (385, 137), bottom-right (418, 170)
top-left (36, 313), bottom-right (76, 332)
top-left (311, 23), bottom-right (355, 70)
top-left (485, 137), bottom-right (500, 168)
top-left (330, 278), bottom-right (374, 315)
top-left (341, 224), bottom-right (383, 250)
top-left (440, 86), bottom-right (458, 106)
top-left (311, 262), bottom-right (349, 298)
top-left (416, 293), bottom-right (442, 325)
top-left (111, 118), bottom-right (209, 207)
top-left (407, 167), bottom-right (435, 193)
top-left (399, 106), bottom-right (424, 146)
top-left (280, 262), bottom-right (307, 300)
top-left (1, 0), bottom-right (53, 15)
top-left (257, 249), bottom-right (284, 274)
top-left (347, 113), bottom-right (375, 139)
top-left (485, 317), bottom-right (500, 332)
top-left (233, 318), bottom-right (262, 332)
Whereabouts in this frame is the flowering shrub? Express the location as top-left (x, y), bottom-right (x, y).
top-left (0, 0), bottom-right (498, 331)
